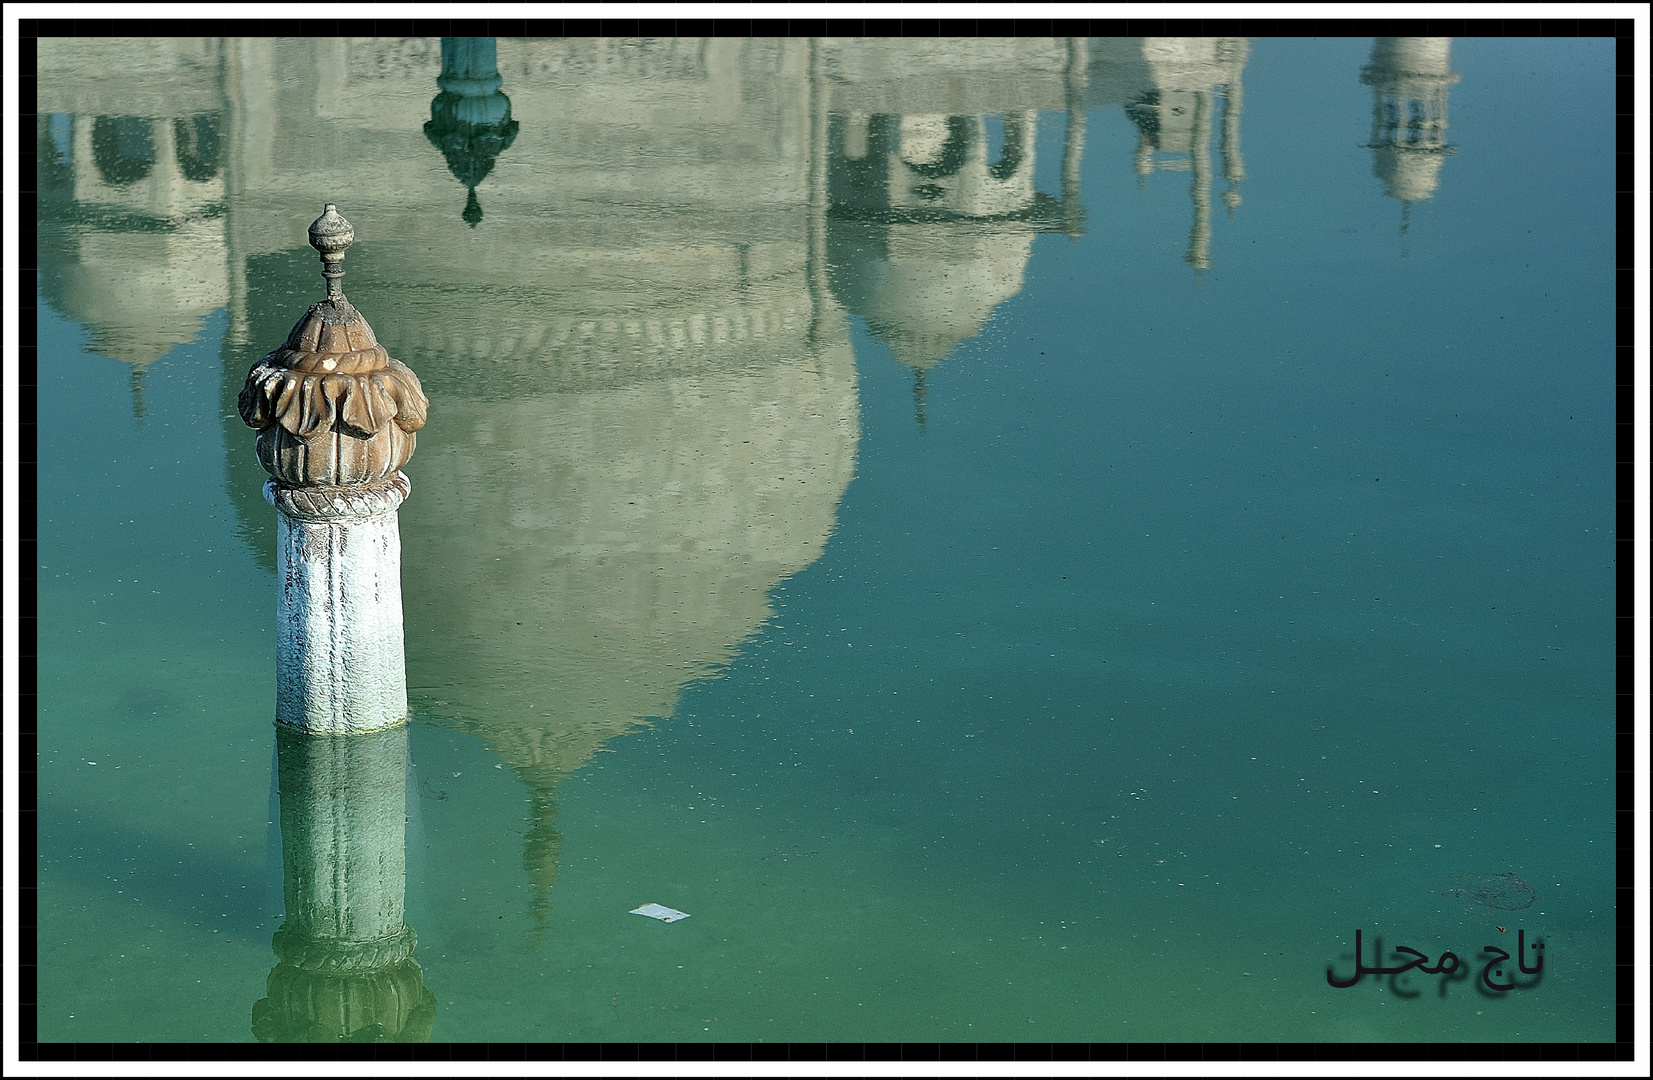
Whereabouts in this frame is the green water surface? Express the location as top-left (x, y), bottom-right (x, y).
top-left (35, 35), bottom-right (1615, 1043)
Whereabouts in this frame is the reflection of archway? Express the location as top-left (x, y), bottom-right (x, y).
top-left (173, 114), bottom-right (223, 182)
top-left (91, 116), bottom-right (155, 186)
top-left (987, 115), bottom-right (1025, 180)
top-left (901, 115), bottom-right (971, 180)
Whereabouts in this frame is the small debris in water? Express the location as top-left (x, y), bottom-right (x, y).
top-left (631, 903), bottom-right (689, 922)
top-left (761, 849), bottom-right (819, 861)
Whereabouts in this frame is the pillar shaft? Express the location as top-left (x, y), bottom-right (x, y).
top-left (269, 477), bottom-right (410, 733)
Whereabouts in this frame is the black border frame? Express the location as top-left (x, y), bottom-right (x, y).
top-left (12, 14), bottom-right (1639, 1065)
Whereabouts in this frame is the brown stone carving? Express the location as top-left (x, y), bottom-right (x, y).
top-left (239, 204), bottom-right (428, 487)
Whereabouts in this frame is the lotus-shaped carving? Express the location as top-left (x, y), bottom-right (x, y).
top-left (240, 299), bottom-right (428, 487)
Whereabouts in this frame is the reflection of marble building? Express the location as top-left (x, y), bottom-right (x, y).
top-left (37, 36), bottom-right (1224, 928)
top-left (1361, 38), bottom-right (1459, 230)
top-left (252, 727), bottom-right (435, 1042)
top-left (1123, 37), bottom-right (1249, 273)
top-left (39, 36), bottom-right (862, 935)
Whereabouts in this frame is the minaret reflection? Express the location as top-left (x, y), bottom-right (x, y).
top-left (820, 38), bottom-right (1089, 425)
top-left (252, 726), bottom-right (436, 1042)
top-left (424, 38), bottom-right (519, 227)
top-left (1361, 38), bottom-right (1460, 248)
top-left (1124, 37), bottom-right (1249, 274)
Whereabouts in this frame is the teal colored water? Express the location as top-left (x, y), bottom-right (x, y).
top-left (36, 36), bottom-right (1614, 1043)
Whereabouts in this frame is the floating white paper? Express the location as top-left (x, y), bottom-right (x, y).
top-left (630, 903), bottom-right (689, 923)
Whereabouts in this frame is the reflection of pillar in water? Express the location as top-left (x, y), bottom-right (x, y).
top-left (1220, 63), bottom-right (1245, 217)
top-left (1061, 37), bottom-right (1089, 239)
top-left (1126, 38), bottom-right (1249, 275)
top-left (252, 725), bottom-right (436, 1042)
top-left (1360, 38), bottom-right (1460, 242)
top-left (1185, 85), bottom-right (1214, 273)
top-left (424, 38), bottom-right (519, 227)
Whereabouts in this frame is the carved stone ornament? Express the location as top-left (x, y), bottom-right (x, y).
top-left (271, 922), bottom-right (419, 974)
top-left (239, 204), bottom-right (428, 488)
top-left (264, 472), bottom-right (410, 524)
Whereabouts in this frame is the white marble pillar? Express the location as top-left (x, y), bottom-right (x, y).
top-left (239, 204), bottom-right (428, 735)
top-left (267, 474), bottom-right (411, 733)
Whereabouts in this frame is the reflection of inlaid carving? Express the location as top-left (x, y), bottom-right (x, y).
top-left (238, 205), bottom-right (428, 487)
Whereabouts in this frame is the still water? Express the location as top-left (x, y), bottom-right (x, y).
top-left (35, 36), bottom-right (1615, 1043)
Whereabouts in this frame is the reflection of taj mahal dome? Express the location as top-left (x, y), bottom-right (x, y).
top-left (37, 35), bottom-right (1291, 925)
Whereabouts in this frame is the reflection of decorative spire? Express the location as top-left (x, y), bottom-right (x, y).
top-left (1361, 37), bottom-right (1460, 238)
top-left (253, 727), bottom-right (436, 1043)
top-left (424, 38), bottom-right (519, 228)
top-left (913, 368), bottom-right (927, 431)
top-left (522, 782), bottom-right (564, 948)
top-left (130, 363), bottom-right (148, 424)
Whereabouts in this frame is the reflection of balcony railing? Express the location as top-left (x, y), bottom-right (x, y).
top-left (825, 190), bottom-right (1077, 231)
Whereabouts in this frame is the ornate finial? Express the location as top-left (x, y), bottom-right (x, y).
top-left (309, 203), bottom-right (354, 301)
top-left (240, 206), bottom-right (428, 489)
